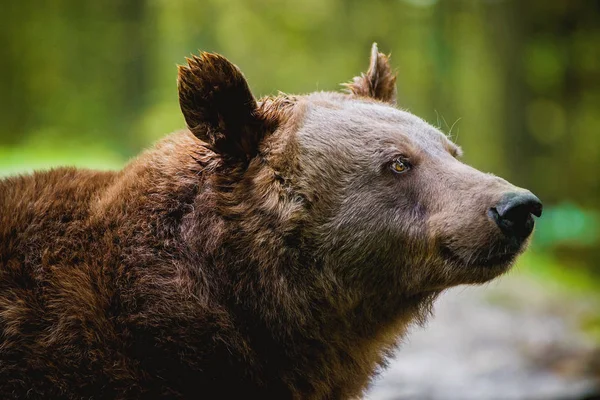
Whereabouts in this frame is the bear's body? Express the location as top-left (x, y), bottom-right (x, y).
top-left (0, 46), bottom-right (541, 399)
top-left (0, 132), bottom-right (416, 398)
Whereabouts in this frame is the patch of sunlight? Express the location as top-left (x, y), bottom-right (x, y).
top-left (517, 251), bottom-right (600, 297)
top-left (517, 251), bottom-right (600, 343)
top-left (0, 146), bottom-right (126, 177)
top-left (401, 0), bottom-right (439, 7)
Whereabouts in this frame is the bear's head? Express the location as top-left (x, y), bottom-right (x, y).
top-left (177, 44), bottom-right (542, 313)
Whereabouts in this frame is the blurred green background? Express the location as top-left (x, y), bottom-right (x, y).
top-left (1, 0), bottom-right (599, 333)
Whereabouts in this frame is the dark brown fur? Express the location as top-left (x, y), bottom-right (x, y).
top-left (0, 44), bottom-right (537, 399)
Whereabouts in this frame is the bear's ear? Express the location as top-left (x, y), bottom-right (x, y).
top-left (344, 43), bottom-right (397, 105)
top-left (178, 52), bottom-right (262, 159)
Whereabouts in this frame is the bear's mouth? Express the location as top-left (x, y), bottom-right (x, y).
top-left (439, 244), bottom-right (518, 269)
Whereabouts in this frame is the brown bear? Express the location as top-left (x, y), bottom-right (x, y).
top-left (0, 44), bottom-right (542, 399)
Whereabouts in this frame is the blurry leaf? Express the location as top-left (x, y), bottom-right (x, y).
top-left (534, 203), bottom-right (600, 248)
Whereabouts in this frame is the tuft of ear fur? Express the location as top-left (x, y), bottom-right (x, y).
top-left (344, 43), bottom-right (397, 104)
top-left (178, 52), bottom-right (262, 158)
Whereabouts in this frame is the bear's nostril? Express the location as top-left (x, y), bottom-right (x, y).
top-left (490, 192), bottom-right (543, 239)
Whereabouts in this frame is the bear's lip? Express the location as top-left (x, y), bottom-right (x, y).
top-left (439, 244), bottom-right (518, 269)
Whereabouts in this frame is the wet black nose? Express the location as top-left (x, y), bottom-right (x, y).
top-left (489, 192), bottom-right (543, 239)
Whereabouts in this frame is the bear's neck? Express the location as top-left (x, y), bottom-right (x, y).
top-left (212, 227), bottom-right (438, 397)
top-left (193, 190), bottom-right (436, 396)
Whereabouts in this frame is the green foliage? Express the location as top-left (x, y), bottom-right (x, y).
top-left (535, 203), bottom-right (599, 248)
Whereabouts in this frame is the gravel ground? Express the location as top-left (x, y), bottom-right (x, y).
top-left (366, 272), bottom-right (600, 400)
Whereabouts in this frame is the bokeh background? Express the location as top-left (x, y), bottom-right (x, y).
top-left (1, 0), bottom-right (599, 397)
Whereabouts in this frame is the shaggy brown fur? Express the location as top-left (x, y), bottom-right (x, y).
top-left (0, 43), bottom-right (540, 399)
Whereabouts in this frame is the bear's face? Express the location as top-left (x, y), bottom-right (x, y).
top-left (293, 93), bottom-right (540, 296)
top-left (177, 44), bottom-right (542, 301)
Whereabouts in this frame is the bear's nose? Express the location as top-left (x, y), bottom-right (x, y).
top-left (489, 192), bottom-right (543, 239)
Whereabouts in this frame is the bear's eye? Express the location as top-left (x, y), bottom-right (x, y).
top-left (391, 158), bottom-right (410, 174)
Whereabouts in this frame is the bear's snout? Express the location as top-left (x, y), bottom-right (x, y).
top-left (489, 191), bottom-right (543, 240)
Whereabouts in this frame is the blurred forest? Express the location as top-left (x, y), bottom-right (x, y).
top-left (1, 0), bottom-right (599, 329)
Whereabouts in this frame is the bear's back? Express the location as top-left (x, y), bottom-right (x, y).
top-left (0, 168), bottom-right (117, 261)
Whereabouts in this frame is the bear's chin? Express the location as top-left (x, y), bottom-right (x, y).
top-left (469, 251), bottom-right (518, 269)
top-left (439, 244), bottom-right (521, 283)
